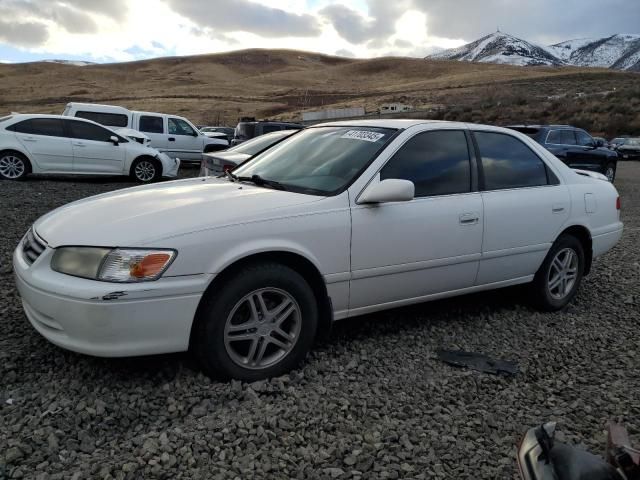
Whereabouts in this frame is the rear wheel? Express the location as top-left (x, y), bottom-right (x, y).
top-left (531, 234), bottom-right (584, 311)
top-left (130, 157), bottom-right (161, 183)
top-left (192, 263), bottom-right (318, 381)
top-left (0, 152), bottom-right (30, 180)
top-left (604, 163), bottom-right (616, 183)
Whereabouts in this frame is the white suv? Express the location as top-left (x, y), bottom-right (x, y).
top-left (0, 114), bottom-right (179, 182)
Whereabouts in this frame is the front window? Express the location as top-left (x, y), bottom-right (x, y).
top-left (576, 131), bottom-right (594, 147)
top-left (233, 126), bottom-right (395, 195)
top-left (168, 117), bottom-right (196, 136)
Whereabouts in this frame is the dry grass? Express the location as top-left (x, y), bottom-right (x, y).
top-left (0, 48), bottom-right (638, 136)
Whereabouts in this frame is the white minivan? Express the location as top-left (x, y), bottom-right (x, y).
top-left (63, 103), bottom-right (228, 163)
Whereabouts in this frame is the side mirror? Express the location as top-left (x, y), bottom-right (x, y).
top-left (359, 176), bottom-right (414, 204)
top-left (109, 135), bottom-right (119, 146)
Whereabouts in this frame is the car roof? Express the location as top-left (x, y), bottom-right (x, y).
top-left (312, 119), bottom-right (452, 129)
top-left (506, 124), bottom-right (573, 129)
top-left (9, 113), bottom-right (94, 121)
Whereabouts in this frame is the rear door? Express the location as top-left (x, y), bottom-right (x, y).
top-left (65, 119), bottom-right (125, 174)
top-left (137, 114), bottom-right (168, 153)
top-left (12, 118), bottom-right (73, 172)
top-left (166, 117), bottom-right (203, 161)
top-left (474, 130), bottom-right (570, 284)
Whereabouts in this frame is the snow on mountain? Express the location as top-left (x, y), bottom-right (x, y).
top-left (429, 32), bottom-right (640, 71)
top-left (42, 59), bottom-right (95, 66)
top-left (549, 34), bottom-right (640, 69)
top-left (429, 31), bottom-right (563, 66)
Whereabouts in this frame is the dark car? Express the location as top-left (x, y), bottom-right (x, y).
top-left (507, 125), bottom-right (618, 182)
top-left (616, 137), bottom-right (640, 160)
top-left (201, 129), bottom-right (298, 176)
top-left (232, 120), bottom-right (303, 146)
top-left (609, 137), bottom-right (628, 150)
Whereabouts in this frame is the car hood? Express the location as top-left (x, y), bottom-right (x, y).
top-left (34, 178), bottom-right (322, 247)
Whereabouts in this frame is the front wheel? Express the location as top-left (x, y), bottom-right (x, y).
top-left (192, 263), bottom-right (318, 381)
top-left (604, 163), bottom-right (616, 183)
top-left (531, 234), bottom-right (585, 311)
top-left (130, 157), bottom-right (161, 183)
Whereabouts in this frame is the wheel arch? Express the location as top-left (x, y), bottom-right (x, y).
top-left (0, 148), bottom-right (34, 173)
top-left (189, 250), bottom-right (333, 350)
top-left (130, 155), bottom-right (162, 176)
top-left (559, 224), bottom-right (593, 275)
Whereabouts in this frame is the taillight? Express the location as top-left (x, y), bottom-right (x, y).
top-left (616, 197), bottom-right (621, 210)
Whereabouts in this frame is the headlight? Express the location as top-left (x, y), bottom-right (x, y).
top-left (51, 247), bottom-right (176, 282)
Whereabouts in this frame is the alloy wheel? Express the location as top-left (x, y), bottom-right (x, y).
top-left (134, 161), bottom-right (156, 182)
top-left (0, 155), bottom-right (25, 179)
top-left (223, 288), bottom-right (302, 370)
top-left (547, 247), bottom-right (579, 300)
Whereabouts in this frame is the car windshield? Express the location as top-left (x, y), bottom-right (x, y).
top-left (228, 130), bottom-right (295, 156)
top-left (232, 126), bottom-right (396, 195)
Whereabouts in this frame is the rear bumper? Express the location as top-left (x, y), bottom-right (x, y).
top-left (592, 222), bottom-right (623, 259)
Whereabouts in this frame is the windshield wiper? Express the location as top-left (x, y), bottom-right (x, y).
top-left (236, 174), bottom-right (287, 191)
top-left (224, 170), bottom-right (238, 182)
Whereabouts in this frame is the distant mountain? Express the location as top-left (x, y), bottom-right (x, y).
top-left (548, 34), bottom-right (640, 71)
top-left (42, 59), bottom-right (95, 66)
top-left (429, 32), bottom-right (563, 67)
top-left (429, 32), bottom-right (640, 71)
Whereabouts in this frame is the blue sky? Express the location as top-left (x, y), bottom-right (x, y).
top-left (0, 0), bottom-right (638, 64)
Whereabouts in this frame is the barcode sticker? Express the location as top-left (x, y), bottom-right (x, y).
top-left (340, 130), bottom-right (385, 142)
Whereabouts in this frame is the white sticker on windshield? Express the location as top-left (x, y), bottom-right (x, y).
top-left (340, 130), bottom-right (385, 142)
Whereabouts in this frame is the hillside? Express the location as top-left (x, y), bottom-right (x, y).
top-left (0, 48), bottom-right (639, 135)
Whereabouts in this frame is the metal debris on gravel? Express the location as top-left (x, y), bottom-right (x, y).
top-left (1, 164), bottom-right (639, 479)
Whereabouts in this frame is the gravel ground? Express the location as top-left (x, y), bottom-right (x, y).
top-left (1, 163), bottom-right (639, 479)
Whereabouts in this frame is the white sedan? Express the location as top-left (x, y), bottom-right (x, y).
top-left (13, 120), bottom-right (623, 380)
top-left (0, 114), bottom-right (179, 182)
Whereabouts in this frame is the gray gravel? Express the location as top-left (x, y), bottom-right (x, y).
top-left (1, 163), bottom-right (639, 479)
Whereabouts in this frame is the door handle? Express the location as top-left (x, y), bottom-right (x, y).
top-left (552, 204), bottom-right (566, 214)
top-left (459, 213), bottom-right (480, 225)
top-left (168, 137), bottom-right (175, 142)
top-left (22, 136), bottom-right (36, 142)
top-left (72, 142), bottom-right (86, 147)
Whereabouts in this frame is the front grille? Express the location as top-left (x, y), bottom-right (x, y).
top-left (22, 228), bottom-right (46, 265)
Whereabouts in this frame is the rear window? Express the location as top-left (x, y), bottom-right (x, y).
top-left (139, 115), bottom-right (164, 134)
top-left (235, 123), bottom-right (256, 139)
top-left (75, 111), bottom-right (128, 128)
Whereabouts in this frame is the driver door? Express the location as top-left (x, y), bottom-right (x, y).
top-left (348, 128), bottom-right (483, 314)
top-left (167, 117), bottom-right (202, 161)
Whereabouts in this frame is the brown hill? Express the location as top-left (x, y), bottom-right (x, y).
top-left (0, 48), bottom-right (638, 136)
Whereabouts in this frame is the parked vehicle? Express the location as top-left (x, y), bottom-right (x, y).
top-left (232, 120), bottom-right (303, 146)
top-left (616, 137), bottom-right (640, 160)
top-left (507, 125), bottom-right (618, 182)
top-left (14, 120), bottom-right (622, 380)
top-left (200, 126), bottom-right (235, 143)
top-left (0, 114), bottom-right (179, 182)
top-left (610, 137), bottom-right (628, 150)
top-left (63, 103), bottom-right (228, 162)
top-left (200, 129), bottom-right (298, 176)
top-left (593, 136), bottom-right (610, 149)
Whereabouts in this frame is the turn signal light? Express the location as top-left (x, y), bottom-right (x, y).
top-left (130, 253), bottom-right (173, 279)
top-left (616, 197), bottom-right (621, 210)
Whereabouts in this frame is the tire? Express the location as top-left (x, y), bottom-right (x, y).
top-left (531, 234), bottom-right (585, 311)
top-left (0, 151), bottom-right (30, 180)
top-left (130, 157), bottom-right (161, 183)
top-left (604, 163), bottom-right (616, 183)
top-left (193, 263), bottom-right (318, 381)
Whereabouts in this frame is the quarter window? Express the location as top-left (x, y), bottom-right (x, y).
top-left (168, 118), bottom-right (195, 136)
top-left (66, 120), bottom-right (114, 142)
top-left (75, 111), bottom-right (128, 128)
top-left (475, 131), bottom-right (549, 190)
top-left (139, 116), bottom-right (164, 134)
top-left (380, 130), bottom-right (471, 197)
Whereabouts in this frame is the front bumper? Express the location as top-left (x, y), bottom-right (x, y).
top-left (13, 235), bottom-right (212, 357)
top-left (160, 153), bottom-right (180, 178)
